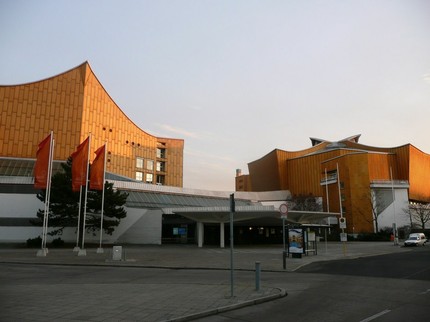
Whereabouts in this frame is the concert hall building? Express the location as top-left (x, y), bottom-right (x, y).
top-left (0, 62), bottom-right (187, 244)
top-left (0, 61), bottom-right (184, 187)
top-left (235, 135), bottom-right (430, 234)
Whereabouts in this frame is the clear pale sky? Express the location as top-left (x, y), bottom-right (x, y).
top-left (1, 0), bottom-right (429, 191)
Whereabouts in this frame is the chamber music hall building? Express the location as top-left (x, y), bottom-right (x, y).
top-left (235, 135), bottom-right (430, 234)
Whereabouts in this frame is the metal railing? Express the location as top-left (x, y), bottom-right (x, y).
top-left (370, 180), bottom-right (409, 185)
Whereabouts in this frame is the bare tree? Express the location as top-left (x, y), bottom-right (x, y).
top-left (355, 190), bottom-right (391, 233)
top-left (406, 202), bottom-right (430, 230)
top-left (290, 194), bottom-right (322, 212)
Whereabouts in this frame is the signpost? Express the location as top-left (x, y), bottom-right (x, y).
top-left (279, 203), bottom-right (288, 269)
top-left (279, 203), bottom-right (288, 252)
top-left (229, 193), bottom-right (235, 297)
top-left (339, 217), bottom-right (347, 254)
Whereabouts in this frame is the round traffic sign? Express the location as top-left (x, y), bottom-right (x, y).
top-left (279, 203), bottom-right (288, 216)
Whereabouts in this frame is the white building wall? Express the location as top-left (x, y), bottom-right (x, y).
top-left (116, 209), bottom-right (162, 244)
top-left (0, 192), bottom-right (161, 244)
top-left (0, 193), bottom-right (41, 218)
top-left (0, 227), bottom-right (45, 243)
top-left (57, 207), bottom-right (154, 244)
top-left (0, 193), bottom-right (43, 242)
top-left (377, 188), bottom-right (410, 230)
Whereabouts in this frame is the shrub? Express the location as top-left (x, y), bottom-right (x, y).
top-left (26, 236), bottom-right (42, 248)
top-left (51, 237), bottom-right (65, 248)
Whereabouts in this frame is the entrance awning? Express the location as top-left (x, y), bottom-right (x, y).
top-left (163, 205), bottom-right (340, 225)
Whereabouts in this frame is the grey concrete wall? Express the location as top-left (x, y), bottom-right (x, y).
top-left (116, 209), bottom-right (162, 244)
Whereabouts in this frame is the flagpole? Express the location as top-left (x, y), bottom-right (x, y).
top-left (325, 168), bottom-right (330, 213)
top-left (73, 185), bottom-right (82, 252)
top-left (39, 186), bottom-right (49, 256)
top-left (78, 133), bottom-right (91, 256)
top-left (97, 142), bottom-right (107, 254)
top-left (390, 166), bottom-right (398, 245)
top-left (43, 136), bottom-right (55, 251)
top-left (337, 162), bottom-right (347, 255)
top-left (325, 167), bottom-right (330, 252)
top-left (37, 131), bottom-right (53, 257)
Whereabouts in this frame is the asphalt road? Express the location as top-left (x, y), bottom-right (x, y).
top-left (196, 247), bottom-right (430, 322)
top-left (297, 246), bottom-right (430, 280)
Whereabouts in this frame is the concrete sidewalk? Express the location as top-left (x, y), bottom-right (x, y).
top-left (0, 241), bottom-right (410, 271)
top-left (0, 242), bottom-right (410, 322)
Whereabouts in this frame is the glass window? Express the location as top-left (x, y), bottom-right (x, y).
top-left (156, 148), bottom-right (166, 159)
top-left (156, 175), bottom-right (165, 185)
top-left (145, 173), bottom-right (153, 183)
top-left (136, 157), bottom-right (144, 168)
top-left (147, 160), bottom-right (154, 171)
top-left (157, 161), bottom-right (165, 172)
top-left (135, 171), bottom-right (143, 181)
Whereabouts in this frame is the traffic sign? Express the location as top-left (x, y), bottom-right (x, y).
top-left (279, 203), bottom-right (288, 218)
top-left (339, 217), bottom-right (346, 229)
top-left (340, 232), bottom-right (348, 242)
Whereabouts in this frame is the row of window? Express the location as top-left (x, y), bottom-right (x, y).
top-left (136, 171), bottom-right (153, 183)
top-left (135, 148), bottom-right (167, 184)
top-left (136, 157), bottom-right (166, 172)
top-left (135, 171), bottom-right (165, 185)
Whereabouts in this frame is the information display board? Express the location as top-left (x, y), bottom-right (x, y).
top-left (288, 228), bottom-right (304, 254)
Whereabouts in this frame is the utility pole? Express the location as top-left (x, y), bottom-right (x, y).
top-left (229, 193), bottom-right (235, 298)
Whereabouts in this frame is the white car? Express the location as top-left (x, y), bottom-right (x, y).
top-left (404, 233), bottom-right (427, 247)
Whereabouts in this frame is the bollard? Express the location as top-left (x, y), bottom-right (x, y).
top-left (255, 261), bottom-right (261, 291)
top-left (112, 246), bottom-right (123, 261)
top-left (283, 251), bottom-right (287, 270)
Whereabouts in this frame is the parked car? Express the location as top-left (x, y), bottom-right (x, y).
top-left (404, 233), bottom-right (427, 247)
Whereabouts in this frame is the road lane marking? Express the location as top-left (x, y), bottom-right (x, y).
top-left (360, 309), bottom-right (391, 322)
top-left (402, 266), bottom-right (430, 279)
top-left (420, 288), bottom-right (430, 294)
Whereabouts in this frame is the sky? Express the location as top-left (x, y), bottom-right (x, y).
top-left (1, 0), bottom-right (429, 191)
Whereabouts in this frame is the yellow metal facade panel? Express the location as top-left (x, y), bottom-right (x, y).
top-left (409, 146), bottom-right (430, 202)
top-left (367, 153), bottom-right (394, 181)
top-left (392, 145), bottom-right (410, 180)
top-left (0, 66), bottom-right (84, 160)
top-left (287, 156), bottom-right (323, 197)
top-left (248, 150), bottom-right (281, 191)
top-left (321, 154), bottom-right (374, 233)
top-left (159, 138), bottom-right (184, 187)
top-left (235, 174), bottom-right (252, 191)
top-left (345, 154), bottom-right (373, 233)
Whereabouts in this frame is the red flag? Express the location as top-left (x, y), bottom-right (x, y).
top-left (34, 134), bottom-right (52, 189)
top-left (90, 144), bottom-right (106, 190)
top-left (71, 137), bottom-right (89, 192)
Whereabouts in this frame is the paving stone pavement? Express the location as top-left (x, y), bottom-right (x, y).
top-left (0, 242), bottom-right (409, 321)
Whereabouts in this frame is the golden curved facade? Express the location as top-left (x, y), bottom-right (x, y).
top-left (0, 62), bottom-right (183, 187)
top-left (236, 135), bottom-right (430, 233)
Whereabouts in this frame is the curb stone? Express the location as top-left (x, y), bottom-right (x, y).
top-left (167, 287), bottom-right (287, 322)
